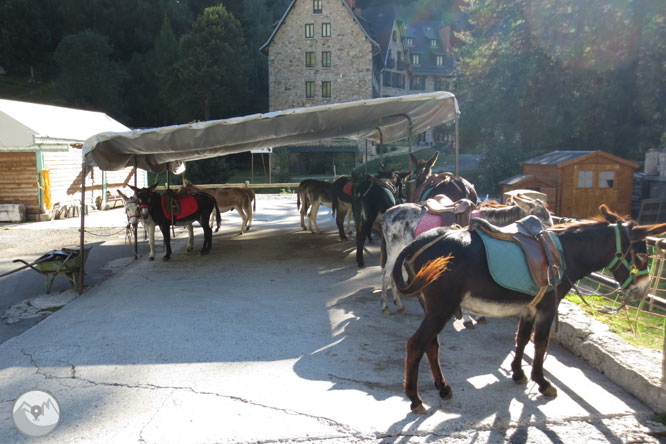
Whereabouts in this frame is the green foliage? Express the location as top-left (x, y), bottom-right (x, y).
top-left (160, 5), bottom-right (249, 122)
top-left (53, 30), bottom-right (127, 118)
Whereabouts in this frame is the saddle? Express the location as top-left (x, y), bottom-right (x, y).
top-left (423, 195), bottom-right (476, 228)
top-left (471, 215), bottom-right (563, 306)
top-left (162, 187), bottom-right (192, 220)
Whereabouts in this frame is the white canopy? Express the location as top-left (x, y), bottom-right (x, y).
top-left (82, 92), bottom-right (460, 173)
top-left (0, 98), bottom-right (129, 149)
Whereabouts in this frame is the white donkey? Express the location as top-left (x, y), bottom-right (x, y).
top-left (379, 194), bottom-right (554, 315)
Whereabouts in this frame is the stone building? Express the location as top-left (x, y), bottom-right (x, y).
top-left (260, 0), bottom-right (458, 173)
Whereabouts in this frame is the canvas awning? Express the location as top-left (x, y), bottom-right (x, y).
top-left (82, 92), bottom-right (460, 173)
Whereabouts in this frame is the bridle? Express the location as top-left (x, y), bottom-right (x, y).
top-left (606, 223), bottom-right (649, 290)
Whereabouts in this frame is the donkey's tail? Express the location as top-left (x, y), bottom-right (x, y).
top-left (297, 190), bottom-right (301, 211)
top-left (380, 232), bottom-right (387, 269)
top-left (392, 247), bottom-right (453, 297)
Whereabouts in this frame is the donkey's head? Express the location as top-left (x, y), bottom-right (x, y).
top-left (118, 190), bottom-right (139, 228)
top-left (129, 184), bottom-right (158, 220)
top-left (598, 204), bottom-right (666, 299)
top-left (410, 152), bottom-right (439, 187)
top-left (511, 194), bottom-right (554, 227)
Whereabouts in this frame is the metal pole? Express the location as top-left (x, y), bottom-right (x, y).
top-left (251, 153), bottom-right (254, 183)
top-left (455, 116), bottom-right (460, 177)
top-left (133, 158), bottom-right (138, 260)
top-left (408, 125), bottom-right (414, 173)
top-left (78, 163), bottom-right (87, 294)
top-left (364, 140), bottom-right (368, 175)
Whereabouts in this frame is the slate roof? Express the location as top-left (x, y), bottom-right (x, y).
top-left (357, 4), bottom-right (400, 65)
top-left (405, 19), bottom-right (456, 75)
top-left (522, 151), bottom-right (594, 165)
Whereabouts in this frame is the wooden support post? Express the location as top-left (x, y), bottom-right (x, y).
top-left (78, 164), bottom-right (87, 294)
top-left (455, 116), bottom-right (460, 177)
top-left (133, 158), bottom-right (138, 260)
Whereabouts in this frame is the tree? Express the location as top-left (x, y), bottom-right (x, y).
top-left (54, 29), bottom-right (126, 118)
top-left (160, 5), bottom-right (250, 122)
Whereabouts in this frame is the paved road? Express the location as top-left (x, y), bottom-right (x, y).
top-left (0, 195), bottom-right (663, 443)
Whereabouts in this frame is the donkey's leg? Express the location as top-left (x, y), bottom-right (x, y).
top-left (186, 223), bottom-right (194, 251)
top-left (335, 204), bottom-right (347, 241)
top-left (300, 197), bottom-right (308, 230)
top-left (146, 220), bottom-right (156, 260)
top-left (345, 207), bottom-right (353, 234)
top-left (200, 215), bottom-right (212, 254)
top-left (237, 206), bottom-right (248, 234)
top-left (158, 223), bottom-right (172, 261)
top-left (511, 313), bottom-right (535, 385)
top-left (530, 308), bottom-right (558, 397)
top-left (310, 201), bottom-right (322, 234)
top-left (405, 315), bottom-right (446, 413)
top-left (425, 334), bottom-right (452, 400)
top-left (356, 216), bottom-right (374, 268)
top-left (245, 199), bottom-right (253, 230)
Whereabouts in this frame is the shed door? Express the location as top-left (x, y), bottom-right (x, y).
top-left (572, 164), bottom-right (619, 218)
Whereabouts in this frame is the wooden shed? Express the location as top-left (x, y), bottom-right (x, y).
top-left (500, 150), bottom-right (639, 218)
top-left (0, 99), bottom-right (147, 221)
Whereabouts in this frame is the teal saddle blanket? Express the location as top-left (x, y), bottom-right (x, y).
top-left (476, 230), bottom-right (565, 296)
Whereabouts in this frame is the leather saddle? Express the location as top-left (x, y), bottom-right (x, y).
top-left (471, 215), bottom-right (563, 292)
top-left (424, 196), bottom-right (476, 228)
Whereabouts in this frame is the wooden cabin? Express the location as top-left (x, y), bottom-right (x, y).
top-left (500, 150), bottom-right (639, 218)
top-left (0, 99), bottom-right (147, 221)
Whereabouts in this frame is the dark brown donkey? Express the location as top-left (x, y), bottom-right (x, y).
top-left (392, 205), bottom-right (665, 413)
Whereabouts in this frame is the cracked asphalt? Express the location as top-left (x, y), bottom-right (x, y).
top-left (1, 194), bottom-right (665, 443)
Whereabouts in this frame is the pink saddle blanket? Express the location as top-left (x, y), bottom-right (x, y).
top-left (161, 194), bottom-right (198, 220)
top-left (343, 180), bottom-right (353, 196)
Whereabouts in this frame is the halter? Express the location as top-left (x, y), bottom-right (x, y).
top-left (606, 223), bottom-right (649, 289)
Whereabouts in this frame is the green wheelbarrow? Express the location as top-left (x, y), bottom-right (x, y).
top-left (9, 247), bottom-right (92, 293)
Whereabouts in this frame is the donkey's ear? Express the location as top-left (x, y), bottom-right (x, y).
top-left (599, 204), bottom-right (620, 223)
top-left (128, 185), bottom-right (139, 194)
top-left (410, 153), bottom-right (418, 166)
top-left (117, 190), bottom-right (127, 200)
top-left (631, 223), bottom-right (666, 241)
top-left (427, 151), bottom-right (439, 167)
top-left (148, 183), bottom-right (158, 192)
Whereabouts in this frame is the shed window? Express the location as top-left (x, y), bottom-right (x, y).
top-left (599, 171), bottom-right (615, 188)
top-left (577, 170), bottom-right (594, 188)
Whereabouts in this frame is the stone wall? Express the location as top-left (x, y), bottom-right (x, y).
top-left (268, 0), bottom-right (374, 111)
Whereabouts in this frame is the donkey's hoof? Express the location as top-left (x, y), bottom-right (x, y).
top-left (513, 375), bottom-right (528, 385)
top-left (540, 385), bottom-right (558, 397)
top-left (149, 257), bottom-right (155, 261)
top-left (439, 385), bottom-right (452, 400)
top-left (411, 403), bottom-right (427, 414)
top-left (463, 321), bottom-right (475, 330)
top-left (397, 306), bottom-right (406, 313)
top-left (381, 307), bottom-right (390, 315)
top-left (477, 317), bottom-right (488, 324)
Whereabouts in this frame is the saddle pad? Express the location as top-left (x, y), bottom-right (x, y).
top-left (477, 230), bottom-right (565, 296)
top-left (381, 184), bottom-right (396, 206)
top-left (343, 180), bottom-right (353, 196)
top-left (419, 187), bottom-right (434, 202)
top-left (161, 194), bottom-right (198, 220)
top-left (415, 212), bottom-right (444, 237)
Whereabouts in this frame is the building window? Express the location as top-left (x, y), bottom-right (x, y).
top-left (305, 52), bottom-right (315, 67)
top-left (322, 22), bottom-right (331, 37)
top-left (322, 81), bottom-right (331, 98)
top-left (407, 37), bottom-right (414, 46)
top-left (313, 0), bottom-right (322, 13)
top-left (430, 39), bottom-right (438, 48)
top-left (392, 30), bottom-right (397, 42)
top-left (577, 170), bottom-right (594, 188)
top-left (305, 23), bottom-right (314, 38)
top-left (322, 51), bottom-right (331, 67)
top-left (436, 55), bottom-right (443, 66)
top-left (383, 71), bottom-right (391, 87)
top-left (306, 81), bottom-right (315, 98)
top-left (599, 171), bottom-right (615, 188)
top-left (411, 53), bottom-right (421, 65)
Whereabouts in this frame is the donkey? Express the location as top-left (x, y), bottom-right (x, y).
top-left (353, 172), bottom-right (403, 268)
top-left (380, 194), bottom-right (553, 314)
top-left (119, 190), bottom-right (197, 260)
top-left (207, 188), bottom-right (254, 234)
top-left (297, 177), bottom-right (352, 241)
top-left (331, 176), bottom-right (354, 241)
top-left (129, 184), bottom-right (221, 261)
top-left (392, 205), bottom-right (665, 413)
top-left (410, 152), bottom-right (478, 203)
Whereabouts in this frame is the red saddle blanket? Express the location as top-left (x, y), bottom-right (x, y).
top-left (161, 194), bottom-right (198, 220)
top-left (343, 180), bottom-right (353, 196)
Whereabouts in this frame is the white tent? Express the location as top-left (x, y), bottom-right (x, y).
top-left (83, 91), bottom-right (460, 173)
top-left (0, 98), bottom-right (129, 149)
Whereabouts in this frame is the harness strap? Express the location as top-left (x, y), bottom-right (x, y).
top-left (404, 231), bottom-right (452, 269)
